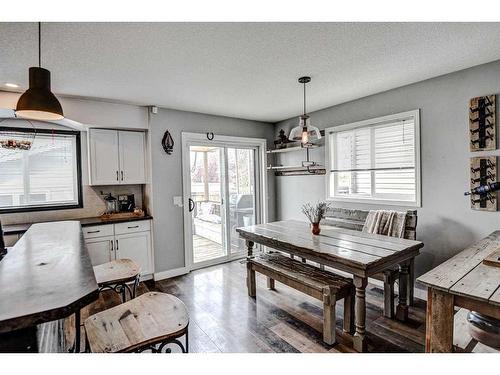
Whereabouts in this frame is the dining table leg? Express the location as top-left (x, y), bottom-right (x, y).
top-left (396, 261), bottom-right (410, 321)
top-left (246, 240), bottom-right (254, 257)
top-left (353, 276), bottom-right (368, 352)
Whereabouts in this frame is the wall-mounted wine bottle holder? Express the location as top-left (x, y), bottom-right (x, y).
top-left (469, 95), bottom-right (496, 152)
top-left (470, 156), bottom-right (497, 211)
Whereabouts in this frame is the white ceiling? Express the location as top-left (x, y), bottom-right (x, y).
top-left (2, 22), bottom-right (500, 122)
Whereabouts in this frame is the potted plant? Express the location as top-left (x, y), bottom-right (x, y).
top-left (301, 201), bottom-right (330, 235)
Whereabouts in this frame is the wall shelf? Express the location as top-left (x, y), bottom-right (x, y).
top-left (266, 144), bottom-right (320, 154)
top-left (267, 164), bottom-right (326, 176)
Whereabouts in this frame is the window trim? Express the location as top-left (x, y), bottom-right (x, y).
top-left (0, 126), bottom-right (83, 214)
top-left (325, 109), bottom-right (421, 207)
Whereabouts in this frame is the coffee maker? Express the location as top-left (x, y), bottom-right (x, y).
top-left (118, 194), bottom-right (135, 212)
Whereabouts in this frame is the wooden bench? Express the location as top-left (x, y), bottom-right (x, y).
top-left (247, 252), bottom-right (354, 345)
top-left (322, 208), bottom-right (418, 318)
top-left (84, 292), bottom-right (189, 353)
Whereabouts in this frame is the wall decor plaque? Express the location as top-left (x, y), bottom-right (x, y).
top-left (469, 95), bottom-right (496, 152)
top-left (469, 156), bottom-right (497, 211)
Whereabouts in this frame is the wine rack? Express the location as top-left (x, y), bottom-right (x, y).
top-left (470, 156), bottom-right (497, 211)
top-left (469, 95), bottom-right (496, 152)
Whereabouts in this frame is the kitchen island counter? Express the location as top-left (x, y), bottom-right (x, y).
top-left (0, 221), bottom-right (99, 351)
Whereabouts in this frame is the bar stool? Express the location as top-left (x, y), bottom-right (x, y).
top-left (84, 292), bottom-right (189, 353)
top-left (94, 259), bottom-right (141, 302)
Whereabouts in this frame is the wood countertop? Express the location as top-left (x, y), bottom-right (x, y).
top-left (0, 221), bottom-right (99, 334)
top-left (2, 215), bottom-right (153, 236)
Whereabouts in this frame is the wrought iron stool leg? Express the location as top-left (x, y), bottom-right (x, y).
top-left (120, 283), bottom-right (127, 303)
top-left (185, 327), bottom-right (189, 353)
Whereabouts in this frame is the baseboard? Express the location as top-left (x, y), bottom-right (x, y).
top-left (154, 267), bottom-right (189, 281)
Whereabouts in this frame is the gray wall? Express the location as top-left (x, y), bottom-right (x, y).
top-left (149, 108), bottom-right (275, 273)
top-left (274, 59), bottom-right (500, 277)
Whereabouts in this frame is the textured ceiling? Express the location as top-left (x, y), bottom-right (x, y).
top-left (2, 22), bottom-right (500, 122)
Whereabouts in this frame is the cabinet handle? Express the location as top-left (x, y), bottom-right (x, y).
top-left (127, 225), bottom-right (139, 229)
top-left (116, 171), bottom-right (119, 181)
top-left (110, 240), bottom-right (114, 251)
top-left (121, 171), bottom-right (124, 181)
top-left (87, 230), bottom-right (100, 234)
top-left (116, 239), bottom-right (119, 251)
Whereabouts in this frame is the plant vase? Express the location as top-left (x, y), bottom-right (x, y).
top-left (311, 222), bottom-right (321, 235)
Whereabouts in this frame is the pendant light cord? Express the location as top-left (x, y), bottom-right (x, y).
top-left (303, 81), bottom-right (306, 115)
top-left (38, 22), bottom-right (41, 67)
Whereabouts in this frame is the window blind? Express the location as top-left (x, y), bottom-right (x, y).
top-left (330, 114), bottom-right (418, 204)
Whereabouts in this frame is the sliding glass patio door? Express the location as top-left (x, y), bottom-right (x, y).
top-left (182, 133), bottom-right (265, 270)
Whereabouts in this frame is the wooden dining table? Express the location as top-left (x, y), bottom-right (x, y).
top-left (417, 230), bottom-right (500, 352)
top-left (236, 219), bottom-right (424, 352)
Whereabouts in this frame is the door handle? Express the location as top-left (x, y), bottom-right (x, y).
top-left (127, 225), bottom-right (139, 229)
top-left (87, 230), bottom-right (100, 234)
top-left (116, 171), bottom-right (119, 181)
top-left (121, 171), bottom-right (124, 181)
top-left (116, 239), bottom-right (119, 251)
top-left (110, 240), bottom-right (114, 251)
top-left (188, 198), bottom-right (195, 212)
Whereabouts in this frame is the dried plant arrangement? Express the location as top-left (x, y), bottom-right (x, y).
top-left (301, 201), bottom-right (330, 235)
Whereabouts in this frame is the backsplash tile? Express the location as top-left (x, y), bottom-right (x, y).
top-left (0, 185), bottom-right (144, 225)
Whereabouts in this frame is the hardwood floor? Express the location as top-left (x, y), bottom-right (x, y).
top-left (73, 260), bottom-right (429, 353)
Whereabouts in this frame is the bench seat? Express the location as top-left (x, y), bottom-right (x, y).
top-left (247, 252), bottom-right (354, 345)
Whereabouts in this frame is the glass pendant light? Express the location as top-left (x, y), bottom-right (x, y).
top-left (288, 76), bottom-right (321, 145)
top-left (16, 22), bottom-right (64, 121)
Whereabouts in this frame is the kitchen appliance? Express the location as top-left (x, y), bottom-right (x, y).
top-left (103, 193), bottom-right (118, 214)
top-left (118, 194), bottom-right (135, 212)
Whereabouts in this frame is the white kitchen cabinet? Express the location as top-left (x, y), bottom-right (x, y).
top-left (115, 231), bottom-right (152, 275)
top-left (82, 220), bottom-right (153, 277)
top-left (88, 129), bottom-right (120, 185)
top-left (86, 236), bottom-right (114, 266)
top-left (88, 129), bottom-right (146, 185)
top-left (118, 130), bottom-right (146, 184)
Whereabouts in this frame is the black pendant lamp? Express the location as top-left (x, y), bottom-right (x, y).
top-left (16, 22), bottom-right (64, 121)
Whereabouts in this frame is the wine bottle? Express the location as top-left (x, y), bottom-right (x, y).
top-left (464, 181), bottom-right (500, 196)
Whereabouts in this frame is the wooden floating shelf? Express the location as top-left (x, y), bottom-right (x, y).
top-left (266, 144), bottom-right (320, 154)
top-left (267, 164), bottom-right (326, 176)
top-left (274, 168), bottom-right (326, 176)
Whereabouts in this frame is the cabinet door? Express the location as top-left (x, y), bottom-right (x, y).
top-left (88, 129), bottom-right (120, 185)
top-left (118, 131), bottom-right (146, 184)
top-left (85, 236), bottom-right (115, 266)
top-left (115, 231), bottom-right (152, 275)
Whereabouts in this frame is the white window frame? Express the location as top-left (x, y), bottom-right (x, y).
top-left (325, 109), bottom-right (421, 207)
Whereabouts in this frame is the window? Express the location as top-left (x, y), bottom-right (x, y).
top-left (326, 110), bottom-right (420, 206)
top-left (0, 127), bottom-right (82, 213)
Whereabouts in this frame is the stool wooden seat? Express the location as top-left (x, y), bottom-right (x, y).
top-left (84, 292), bottom-right (189, 353)
top-left (93, 259), bottom-right (141, 302)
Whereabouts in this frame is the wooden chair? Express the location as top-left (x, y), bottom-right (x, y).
top-left (93, 259), bottom-right (141, 302)
top-left (322, 208), bottom-right (418, 318)
top-left (247, 252), bottom-right (355, 345)
top-left (84, 292), bottom-right (189, 353)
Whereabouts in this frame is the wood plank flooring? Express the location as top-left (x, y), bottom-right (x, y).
top-left (69, 260), bottom-right (431, 353)
top-left (63, 259), bottom-right (500, 353)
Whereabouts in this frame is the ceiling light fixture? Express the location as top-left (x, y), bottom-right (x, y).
top-left (15, 22), bottom-right (64, 121)
top-left (288, 76), bottom-right (321, 145)
top-left (4, 83), bottom-right (19, 88)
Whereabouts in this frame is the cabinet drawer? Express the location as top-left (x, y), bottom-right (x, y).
top-left (114, 220), bottom-right (150, 235)
top-left (82, 224), bottom-right (114, 239)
